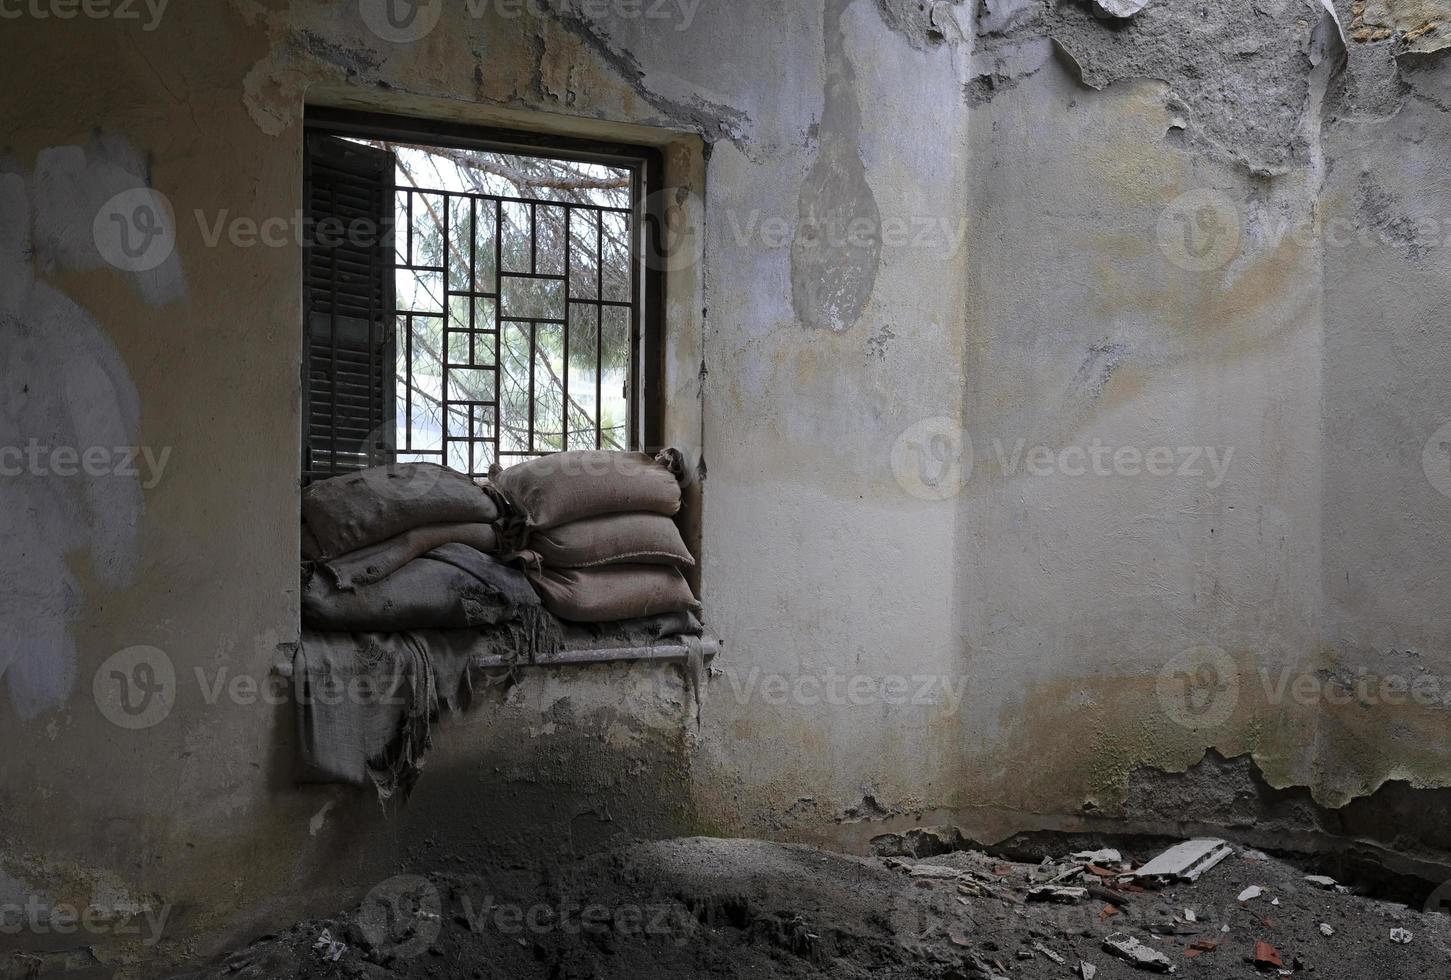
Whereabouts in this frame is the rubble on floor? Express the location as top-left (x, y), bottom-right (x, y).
top-left (172, 834), bottom-right (1451, 979)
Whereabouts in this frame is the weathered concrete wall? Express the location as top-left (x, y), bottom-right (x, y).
top-left (3, 0), bottom-right (1451, 974)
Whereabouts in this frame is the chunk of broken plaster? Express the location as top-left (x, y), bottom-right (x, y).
top-left (1033, 942), bottom-right (1066, 964)
top-left (1125, 839), bottom-right (1233, 883)
top-left (1091, 0), bottom-right (1150, 18)
top-left (1238, 885), bottom-right (1264, 902)
top-left (1080, 963), bottom-right (1098, 980)
top-left (1305, 875), bottom-right (1338, 889)
top-left (1101, 933), bottom-right (1174, 972)
top-left (1390, 928), bottom-right (1413, 944)
top-left (1319, 923), bottom-right (1335, 937)
top-left (1071, 848), bottom-right (1123, 865)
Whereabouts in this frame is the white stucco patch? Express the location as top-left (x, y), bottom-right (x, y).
top-left (0, 139), bottom-right (183, 719)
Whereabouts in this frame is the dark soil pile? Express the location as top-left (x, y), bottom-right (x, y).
top-left (171, 836), bottom-right (1451, 979)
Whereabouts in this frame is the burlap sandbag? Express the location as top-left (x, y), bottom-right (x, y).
top-left (492, 450), bottom-right (682, 530)
top-left (317, 522), bottom-right (498, 590)
top-left (524, 561), bottom-right (700, 623)
top-left (302, 463), bottom-right (499, 559)
top-left (528, 513), bottom-right (693, 569)
top-left (303, 543), bottom-right (547, 636)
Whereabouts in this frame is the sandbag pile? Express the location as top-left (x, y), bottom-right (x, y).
top-left (300, 463), bottom-right (553, 650)
top-left (492, 450), bottom-right (700, 623)
top-left (297, 463), bottom-right (558, 799)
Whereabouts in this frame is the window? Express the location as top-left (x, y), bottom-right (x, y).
top-left (302, 111), bottom-right (663, 483)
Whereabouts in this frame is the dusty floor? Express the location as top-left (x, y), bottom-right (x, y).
top-left (174, 835), bottom-right (1451, 980)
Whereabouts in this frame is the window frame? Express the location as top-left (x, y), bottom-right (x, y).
top-left (303, 107), bottom-right (668, 471)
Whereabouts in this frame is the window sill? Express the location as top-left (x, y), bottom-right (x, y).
top-left (273, 634), bottom-right (718, 678)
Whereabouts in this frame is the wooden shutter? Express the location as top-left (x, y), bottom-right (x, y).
top-left (302, 134), bottom-right (397, 482)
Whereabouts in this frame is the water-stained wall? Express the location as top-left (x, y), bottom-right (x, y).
top-left (3, 0), bottom-right (1451, 973)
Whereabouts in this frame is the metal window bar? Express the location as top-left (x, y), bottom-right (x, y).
top-left (392, 179), bottom-right (637, 478)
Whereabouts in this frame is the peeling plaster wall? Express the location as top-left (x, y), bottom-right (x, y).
top-left (902, 0), bottom-right (1451, 865)
top-left (4, 0), bottom-right (1451, 972)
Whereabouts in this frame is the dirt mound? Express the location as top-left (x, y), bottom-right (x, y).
top-left (171, 836), bottom-right (1451, 979)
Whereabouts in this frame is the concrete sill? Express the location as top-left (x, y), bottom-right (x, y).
top-left (272, 635), bottom-right (719, 678)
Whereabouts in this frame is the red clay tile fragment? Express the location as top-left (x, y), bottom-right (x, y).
top-left (1254, 940), bottom-right (1283, 969)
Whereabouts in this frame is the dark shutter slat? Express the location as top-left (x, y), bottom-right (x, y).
top-left (302, 134), bottom-right (397, 482)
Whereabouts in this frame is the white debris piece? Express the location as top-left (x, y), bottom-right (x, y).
top-left (313, 928), bottom-right (347, 962)
top-left (1238, 885), bottom-right (1264, 902)
top-left (1305, 875), bottom-right (1339, 889)
top-left (1183, 909), bottom-right (1196, 922)
top-left (1091, 0), bottom-right (1150, 17)
top-left (1271, 898), bottom-right (1280, 906)
top-left (1125, 839), bottom-right (1233, 883)
top-left (1080, 962), bottom-right (1098, 980)
top-left (1027, 885), bottom-right (1089, 903)
top-left (1071, 848), bottom-right (1123, 865)
top-left (1320, 923), bottom-right (1335, 937)
top-left (1102, 932), bottom-right (1175, 973)
top-left (1034, 941), bottom-right (1066, 964)
top-left (1390, 928), bottom-right (1413, 944)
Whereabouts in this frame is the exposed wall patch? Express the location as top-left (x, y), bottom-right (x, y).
top-left (790, 0), bottom-right (882, 333)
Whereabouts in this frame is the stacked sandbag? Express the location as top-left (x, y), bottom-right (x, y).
top-left (302, 463), bottom-right (500, 574)
top-left (301, 463), bottom-right (556, 654)
top-left (492, 450), bottom-right (699, 623)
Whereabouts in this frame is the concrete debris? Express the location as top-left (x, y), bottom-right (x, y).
top-left (1391, 927), bottom-right (1414, 944)
top-left (1028, 885), bottom-right (1090, 902)
top-left (311, 929), bottom-right (346, 963)
top-left (1034, 941), bottom-right (1066, 964)
top-left (1079, 963), bottom-right (1098, 980)
top-left (1183, 908), bottom-right (1196, 922)
top-left (1242, 849), bottom-right (1271, 862)
top-left (1071, 847), bottom-right (1124, 865)
top-left (1320, 922), bottom-right (1336, 936)
top-left (1125, 839), bottom-right (1234, 883)
top-left (1305, 874), bottom-right (1338, 888)
top-left (1090, 0), bottom-right (1150, 18)
top-left (1101, 932), bottom-right (1175, 972)
top-left (1239, 885), bottom-right (1265, 902)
